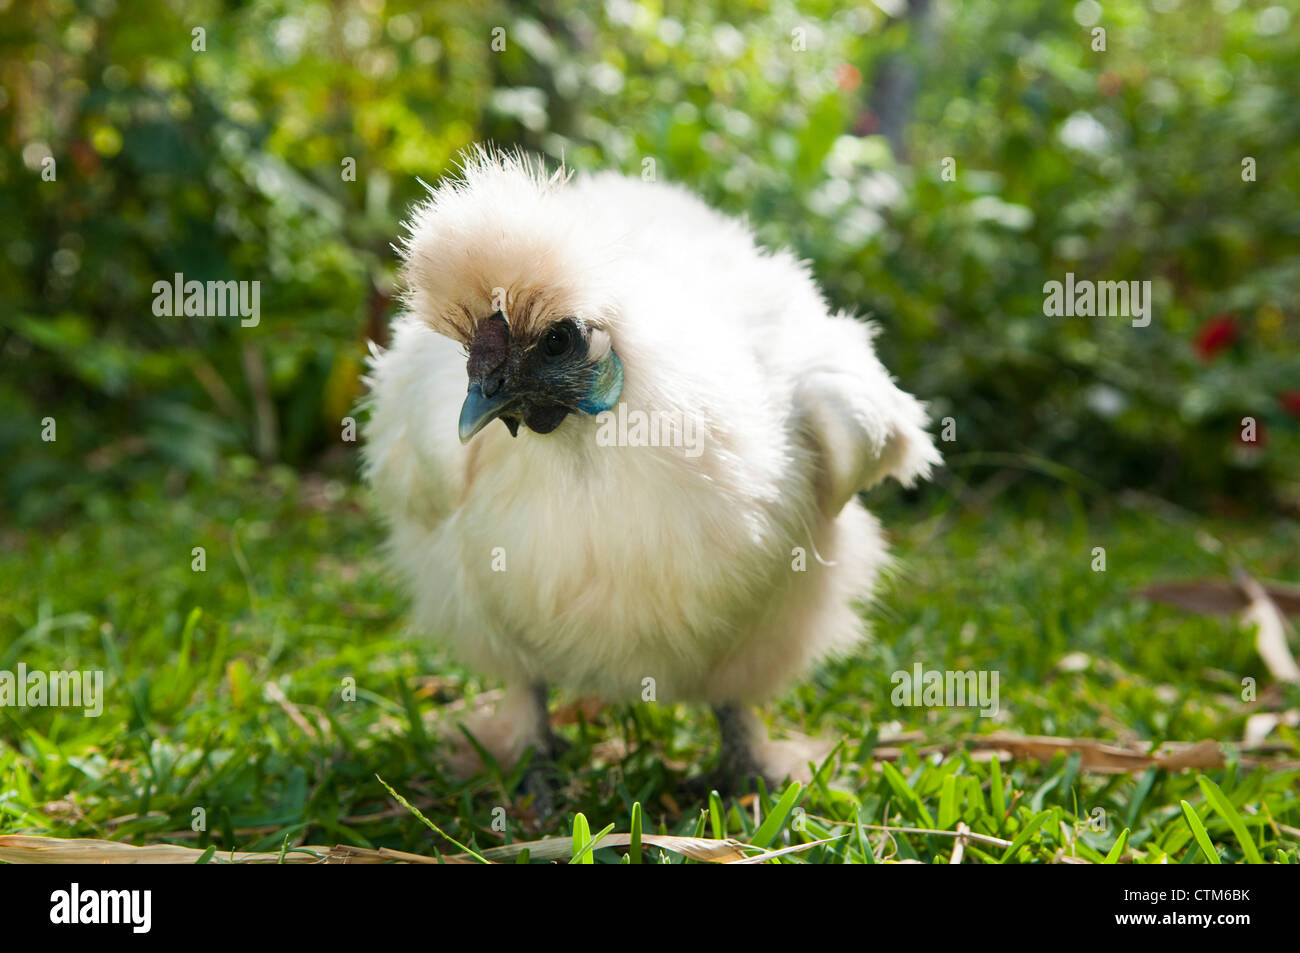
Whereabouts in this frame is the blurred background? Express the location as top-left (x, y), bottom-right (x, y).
top-left (2, 0), bottom-right (1298, 526)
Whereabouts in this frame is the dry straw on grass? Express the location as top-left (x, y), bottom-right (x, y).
top-left (0, 832), bottom-right (770, 865)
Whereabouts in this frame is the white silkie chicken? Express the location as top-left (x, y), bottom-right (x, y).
top-left (363, 146), bottom-right (940, 799)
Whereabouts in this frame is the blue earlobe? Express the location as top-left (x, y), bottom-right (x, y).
top-left (578, 348), bottom-right (624, 415)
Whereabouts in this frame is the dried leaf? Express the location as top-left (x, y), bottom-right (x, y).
top-left (1244, 711), bottom-right (1299, 746)
top-left (1235, 568), bottom-right (1300, 684)
top-left (728, 834), bottom-right (846, 864)
top-left (0, 831), bottom-right (753, 866)
top-left (880, 733), bottom-right (1300, 773)
top-left (461, 833), bottom-right (749, 864)
top-left (950, 822), bottom-right (970, 865)
top-left (1138, 579), bottom-right (1300, 616)
top-left (0, 835), bottom-right (344, 865)
top-left (971, 734), bottom-right (1226, 774)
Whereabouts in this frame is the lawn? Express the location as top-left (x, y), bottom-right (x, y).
top-left (2, 459), bottom-right (1297, 864)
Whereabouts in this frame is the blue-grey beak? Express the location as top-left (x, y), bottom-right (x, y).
top-left (458, 380), bottom-right (520, 444)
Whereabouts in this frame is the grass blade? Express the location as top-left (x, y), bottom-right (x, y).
top-left (855, 803), bottom-right (876, 864)
top-left (572, 812), bottom-right (592, 864)
top-left (1196, 776), bottom-right (1263, 864)
top-left (880, 761), bottom-right (935, 828)
top-left (990, 757), bottom-right (1006, 829)
top-left (998, 809), bottom-right (1051, 863)
top-left (376, 775), bottom-right (490, 864)
top-left (750, 781), bottom-right (802, 850)
top-left (570, 820), bottom-right (615, 864)
top-left (629, 801), bottom-right (643, 865)
top-left (1103, 827), bottom-right (1130, 864)
top-left (1180, 799), bottom-right (1220, 864)
top-left (938, 774), bottom-right (958, 830)
top-left (708, 790), bottom-right (725, 840)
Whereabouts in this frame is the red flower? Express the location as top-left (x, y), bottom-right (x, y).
top-left (69, 139), bottom-right (101, 176)
top-left (1279, 390), bottom-right (1300, 420)
top-left (835, 63), bottom-right (862, 93)
top-left (1194, 314), bottom-right (1238, 361)
top-left (852, 111), bottom-right (879, 137)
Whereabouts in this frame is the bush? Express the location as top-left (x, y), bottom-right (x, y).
top-left (2, 0), bottom-right (1296, 523)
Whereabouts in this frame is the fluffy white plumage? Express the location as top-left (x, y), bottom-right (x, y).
top-left (363, 147), bottom-right (940, 783)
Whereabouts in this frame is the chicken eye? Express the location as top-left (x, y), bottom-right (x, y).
top-left (541, 322), bottom-right (575, 359)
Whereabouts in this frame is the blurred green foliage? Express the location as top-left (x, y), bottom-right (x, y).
top-left (1, 0), bottom-right (1297, 524)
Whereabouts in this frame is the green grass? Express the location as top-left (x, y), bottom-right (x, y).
top-left (2, 458), bottom-right (1298, 863)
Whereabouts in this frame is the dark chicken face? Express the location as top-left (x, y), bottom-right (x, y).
top-left (457, 311), bottom-right (623, 443)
